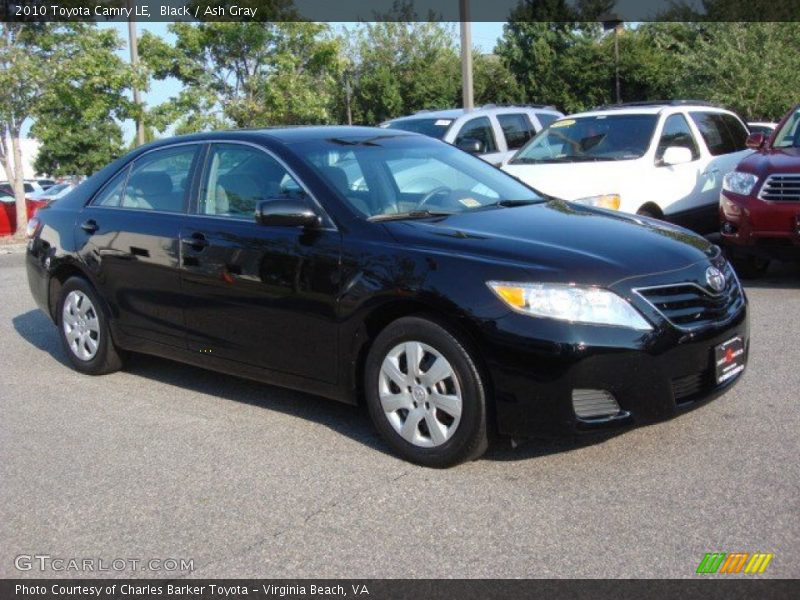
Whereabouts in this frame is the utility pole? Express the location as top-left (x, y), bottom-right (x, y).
top-left (344, 71), bottom-right (353, 126)
top-left (127, 4), bottom-right (146, 147)
top-left (600, 13), bottom-right (624, 105)
top-left (459, 0), bottom-right (474, 112)
top-left (614, 23), bottom-right (622, 104)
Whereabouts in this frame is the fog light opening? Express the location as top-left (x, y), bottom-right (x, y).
top-left (722, 221), bottom-right (738, 235)
top-left (572, 389), bottom-right (622, 421)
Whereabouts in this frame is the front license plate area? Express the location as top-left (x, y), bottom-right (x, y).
top-left (715, 337), bottom-right (745, 384)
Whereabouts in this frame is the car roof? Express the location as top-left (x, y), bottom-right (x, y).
top-left (387, 105), bottom-right (561, 123)
top-left (568, 103), bottom-right (738, 119)
top-left (136, 126), bottom-right (422, 151)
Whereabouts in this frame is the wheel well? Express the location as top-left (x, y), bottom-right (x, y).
top-left (637, 202), bottom-right (663, 219)
top-left (48, 263), bottom-right (89, 321)
top-left (353, 301), bottom-right (496, 424)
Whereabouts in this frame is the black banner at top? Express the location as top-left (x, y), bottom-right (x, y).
top-left (2, 0), bottom-right (800, 23)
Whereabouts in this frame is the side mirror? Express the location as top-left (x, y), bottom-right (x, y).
top-left (456, 137), bottom-right (485, 155)
top-left (661, 146), bottom-right (693, 166)
top-left (746, 132), bottom-right (766, 149)
top-left (255, 199), bottom-right (321, 228)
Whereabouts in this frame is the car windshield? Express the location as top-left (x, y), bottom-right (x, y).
top-left (510, 114), bottom-right (659, 164)
top-left (293, 134), bottom-right (543, 219)
top-left (773, 108), bottom-right (800, 148)
top-left (381, 117), bottom-right (455, 140)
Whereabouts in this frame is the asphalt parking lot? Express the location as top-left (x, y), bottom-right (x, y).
top-left (1, 251), bottom-right (798, 579)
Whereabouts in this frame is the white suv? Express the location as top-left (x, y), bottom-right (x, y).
top-left (381, 105), bottom-right (564, 167)
top-left (503, 102), bottom-right (752, 233)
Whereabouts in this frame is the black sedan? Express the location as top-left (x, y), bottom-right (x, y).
top-left (25, 127), bottom-right (749, 467)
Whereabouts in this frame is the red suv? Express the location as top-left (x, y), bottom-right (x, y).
top-left (720, 104), bottom-right (800, 276)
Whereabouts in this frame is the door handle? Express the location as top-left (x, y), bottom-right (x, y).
top-left (180, 232), bottom-right (209, 252)
top-left (80, 219), bottom-right (98, 234)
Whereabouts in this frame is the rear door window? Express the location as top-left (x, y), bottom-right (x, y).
top-left (92, 167), bottom-right (131, 207)
top-left (690, 112), bottom-right (748, 156)
top-left (454, 117), bottom-right (497, 153)
top-left (497, 113), bottom-right (535, 150)
top-left (119, 145), bottom-right (199, 212)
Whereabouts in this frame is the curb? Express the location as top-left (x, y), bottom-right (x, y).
top-left (0, 243), bottom-right (27, 255)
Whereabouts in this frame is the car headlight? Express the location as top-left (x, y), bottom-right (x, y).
top-left (487, 281), bottom-right (652, 330)
top-left (573, 193), bottom-right (621, 210)
top-left (722, 171), bottom-right (758, 195)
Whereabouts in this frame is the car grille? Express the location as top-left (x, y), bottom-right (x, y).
top-left (635, 262), bottom-right (744, 331)
top-left (758, 174), bottom-right (800, 202)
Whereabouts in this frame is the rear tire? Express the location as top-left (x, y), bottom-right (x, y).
top-left (364, 316), bottom-right (489, 468)
top-left (57, 276), bottom-right (123, 375)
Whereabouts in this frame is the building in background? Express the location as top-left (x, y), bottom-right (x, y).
top-left (0, 138), bottom-right (42, 180)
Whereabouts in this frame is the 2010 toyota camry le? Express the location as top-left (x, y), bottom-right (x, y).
top-left (25, 127), bottom-right (749, 467)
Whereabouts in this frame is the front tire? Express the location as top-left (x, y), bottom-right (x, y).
top-left (364, 316), bottom-right (489, 468)
top-left (57, 276), bottom-right (123, 375)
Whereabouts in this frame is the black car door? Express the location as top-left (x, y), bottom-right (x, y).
top-left (76, 143), bottom-right (202, 348)
top-left (179, 142), bottom-right (342, 383)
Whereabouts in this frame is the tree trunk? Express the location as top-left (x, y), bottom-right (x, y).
top-left (9, 130), bottom-right (27, 238)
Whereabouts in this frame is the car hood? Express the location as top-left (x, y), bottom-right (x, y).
top-left (737, 146), bottom-right (800, 176)
top-left (381, 201), bottom-right (716, 287)
top-left (503, 161), bottom-right (637, 201)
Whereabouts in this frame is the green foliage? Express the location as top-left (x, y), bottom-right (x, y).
top-left (675, 23), bottom-right (800, 121)
top-left (31, 25), bottom-right (134, 177)
top-left (140, 22), bottom-right (342, 132)
top-left (342, 22), bottom-right (462, 125)
top-left (496, 21), bottom-right (798, 121)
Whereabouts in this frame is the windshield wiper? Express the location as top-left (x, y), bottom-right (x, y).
top-left (369, 210), bottom-right (457, 222)
top-left (472, 198), bottom-right (549, 211)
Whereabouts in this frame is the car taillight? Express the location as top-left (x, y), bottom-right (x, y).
top-left (26, 216), bottom-right (41, 239)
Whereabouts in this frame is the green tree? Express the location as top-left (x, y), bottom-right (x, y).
top-left (140, 22), bottom-right (342, 133)
top-left (0, 24), bottom-right (57, 235)
top-left (343, 22), bottom-right (462, 125)
top-left (473, 53), bottom-right (523, 107)
top-left (676, 23), bottom-right (800, 121)
top-left (32, 24), bottom-right (135, 177)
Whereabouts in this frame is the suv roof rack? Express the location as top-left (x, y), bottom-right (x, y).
top-left (592, 100), bottom-right (720, 111)
top-left (479, 103), bottom-right (559, 110)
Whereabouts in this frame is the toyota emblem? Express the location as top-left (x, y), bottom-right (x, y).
top-left (706, 266), bottom-right (726, 292)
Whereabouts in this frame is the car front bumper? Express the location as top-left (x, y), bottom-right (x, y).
top-left (478, 303), bottom-right (749, 439)
top-left (720, 190), bottom-right (800, 260)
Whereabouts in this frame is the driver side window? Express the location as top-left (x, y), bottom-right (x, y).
top-left (656, 114), bottom-right (700, 162)
top-left (455, 117), bottom-right (497, 153)
top-left (200, 144), bottom-right (303, 219)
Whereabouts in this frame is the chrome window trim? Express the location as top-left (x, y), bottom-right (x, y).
top-left (197, 140), bottom-right (338, 231)
top-left (87, 141), bottom-right (205, 214)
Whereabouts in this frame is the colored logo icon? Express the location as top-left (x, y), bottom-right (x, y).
top-left (696, 552), bottom-right (774, 574)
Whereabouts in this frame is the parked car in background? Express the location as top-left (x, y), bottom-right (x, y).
top-left (380, 105), bottom-right (564, 166)
top-left (26, 182), bottom-right (76, 219)
top-left (36, 178), bottom-right (57, 190)
top-left (503, 101), bottom-right (752, 233)
top-left (25, 127), bottom-right (748, 466)
top-left (720, 104), bottom-right (800, 277)
top-left (747, 122), bottom-right (778, 136)
top-left (0, 180), bottom-right (43, 197)
top-left (0, 194), bottom-right (15, 236)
